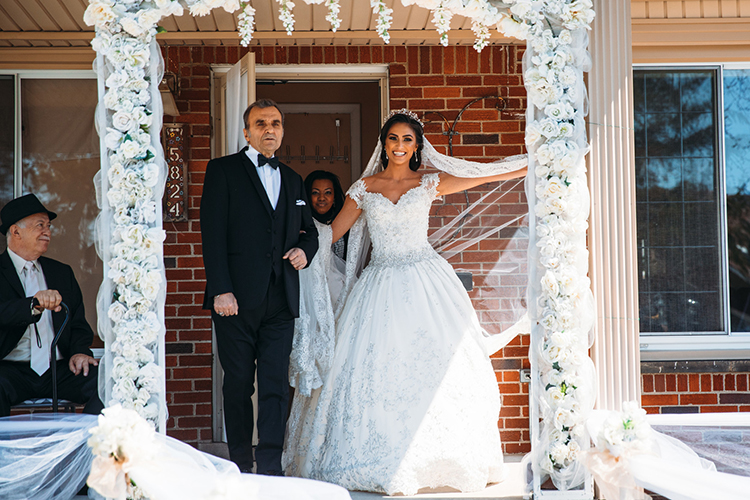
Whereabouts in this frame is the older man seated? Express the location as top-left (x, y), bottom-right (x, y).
top-left (0, 194), bottom-right (103, 416)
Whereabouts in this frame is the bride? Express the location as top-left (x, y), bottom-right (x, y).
top-left (283, 110), bottom-right (527, 495)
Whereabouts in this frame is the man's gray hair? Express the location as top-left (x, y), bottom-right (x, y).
top-left (5, 219), bottom-right (25, 245)
top-left (243, 99), bottom-right (285, 129)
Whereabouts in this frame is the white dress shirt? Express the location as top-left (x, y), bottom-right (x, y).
top-left (245, 145), bottom-right (281, 209)
top-left (4, 248), bottom-right (61, 362)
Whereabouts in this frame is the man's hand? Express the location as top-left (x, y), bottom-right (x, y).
top-left (34, 289), bottom-right (62, 312)
top-left (214, 292), bottom-right (239, 317)
top-left (283, 247), bottom-right (307, 270)
top-left (69, 354), bottom-right (98, 376)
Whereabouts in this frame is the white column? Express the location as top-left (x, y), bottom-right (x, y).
top-left (587, 0), bottom-right (642, 410)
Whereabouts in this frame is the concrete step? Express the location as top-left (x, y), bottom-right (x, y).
top-left (348, 457), bottom-right (527, 500)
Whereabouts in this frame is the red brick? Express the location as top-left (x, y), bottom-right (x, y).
top-left (372, 46), bottom-right (383, 64)
top-left (642, 394), bottom-right (678, 406)
top-left (680, 393), bottom-right (717, 405)
top-left (178, 354), bottom-right (212, 366)
top-left (311, 47), bottom-right (323, 64)
top-left (419, 46), bottom-right (430, 73)
top-left (642, 374), bottom-right (654, 393)
top-left (300, 46), bottom-right (311, 64)
top-left (408, 46), bottom-right (419, 74)
top-left (172, 367), bottom-right (212, 380)
top-left (409, 75), bottom-right (444, 86)
top-left (725, 374), bottom-right (736, 391)
top-left (467, 48), bottom-right (479, 73)
top-left (175, 416), bottom-right (212, 428)
top-left (172, 391), bottom-right (211, 404)
top-left (700, 405), bottom-right (738, 413)
top-left (431, 47), bottom-right (443, 74)
top-left (345, 46), bottom-right (357, 63)
top-left (447, 75), bottom-right (482, 86)
top-left (391, 87), bottom-right (422, 98)
top-left (737, 374), bottom-right (748, 392)
top-left (167, 429), bottom-right (197, 441)
top-left (504, 443), bottom-right (530, 454)
top-left (700, 374), bottom-right (712, 392)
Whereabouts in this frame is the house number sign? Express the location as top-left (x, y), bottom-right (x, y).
top-left (163, 124), bottom-right (188, 222)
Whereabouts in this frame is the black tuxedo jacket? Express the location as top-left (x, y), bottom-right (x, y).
top-left (0, 251), bottom-right (94, 361)
top-left (200, 147), bottom-right (318, 317)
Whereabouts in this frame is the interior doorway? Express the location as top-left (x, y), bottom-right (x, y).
top-left (257, 79), bottom-right (382, 190)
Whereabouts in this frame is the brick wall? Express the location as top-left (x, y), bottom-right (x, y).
top-left (162, 43), bottom-right (532, 453)
top-left (641, 362), bottom-right (750, 414)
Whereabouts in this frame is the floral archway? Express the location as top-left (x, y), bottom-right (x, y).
top-left (84, 0), bottom-right (596, 494)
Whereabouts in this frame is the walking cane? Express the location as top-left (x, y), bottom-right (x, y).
top-left (49, 302), bottom-right (70, 413)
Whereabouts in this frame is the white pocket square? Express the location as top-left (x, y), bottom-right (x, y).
top-left (296, 199), bottom-right (306, 206)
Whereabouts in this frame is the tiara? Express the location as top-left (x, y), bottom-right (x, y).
top-left (384, 109), bottom-right (424, 127)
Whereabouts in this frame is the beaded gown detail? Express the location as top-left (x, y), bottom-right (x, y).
top-left (283, 173), bottom-right (504, 495)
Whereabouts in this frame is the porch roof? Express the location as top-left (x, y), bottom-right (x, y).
top-left (0, 0), bottom-right (518, 48)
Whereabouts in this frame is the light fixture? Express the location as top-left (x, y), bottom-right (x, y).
top-left (159, 72), bottom-right (180, 117)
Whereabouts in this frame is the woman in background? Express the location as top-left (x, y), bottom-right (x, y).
top-left (304, 170), bottom-right (347, 260)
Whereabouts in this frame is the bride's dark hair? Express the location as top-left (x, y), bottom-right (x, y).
top-left (380, 113), bottom-right (424, 172)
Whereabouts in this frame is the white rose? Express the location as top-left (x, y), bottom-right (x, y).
top-left (137, 345), bottom-right (155, 365)
top-left (112, 357), bottom-right (140, 380)
top-left (538, 118), bottom-right (560, 139)
top-left (105, 71), bottom-right (128, 90)
top-left (132, 107), bottom-right (152, 128)
top-left (120, 139), bottom-right (145, 159)
top-left (549, 442), bottom-right (569, 465)
top-left (84, 2), bottom-right (116, 27)
top-left (559, 29), bottom-right (573, 45)
top-left (108, 302), bottom-right (128, 323)
top-left (549, 330), bottom-right (573, 349)
top-left (540, 270), bottom-right (560, 298)
top-left (112, 377), bottom-right (138, 401)
top-left (120, 16), bottom-right (147, 38)
top-left (112, 110), bottom-right (135, 133)
top-left (497, 13), bottom-right (530, 40)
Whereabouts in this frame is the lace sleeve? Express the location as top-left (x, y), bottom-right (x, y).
top-left (422, 173), bottom-right (441, 200)
top-left (346, 178), bottom-right (367, 209)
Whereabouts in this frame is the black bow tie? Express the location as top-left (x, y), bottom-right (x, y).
top-left (257, 154), bottom-right (279, 169)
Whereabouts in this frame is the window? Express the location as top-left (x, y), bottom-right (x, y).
top-left (634, 66), bottom-right (750, 340)
top-left (0, 71), bottom-right (102, 339)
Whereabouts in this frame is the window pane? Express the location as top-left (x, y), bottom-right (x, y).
top-left (724, 69), bottom-right (750, 333)
top-left (21, 79), bottom-right (101, 341)
top-left (635, 69), bottom-right (723, 334)
top-left (0, 76), bottom-right (14, 253)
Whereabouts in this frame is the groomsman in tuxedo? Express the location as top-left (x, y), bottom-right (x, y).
top-left (0, 194), bottom-right (103, 416)
top-left (201, 99), bottom-right (318, 474)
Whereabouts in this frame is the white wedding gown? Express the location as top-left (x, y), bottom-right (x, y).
top-left (283, 173), bottom-right (505, 495)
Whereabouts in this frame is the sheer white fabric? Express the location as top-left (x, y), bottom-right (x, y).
top-left (86, 428), bottom-right (352, 500)
top-left (284, 174), bottom-right (506, 495)
top-left (0, 414), bottom-right (97, 500)
top-left (585, 410), bottom-right (750, 500)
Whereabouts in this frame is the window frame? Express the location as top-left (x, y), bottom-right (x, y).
top-left (634, 62), bottom-right (750, 360)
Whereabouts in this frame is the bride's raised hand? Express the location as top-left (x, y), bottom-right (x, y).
top-left (435, 167), bottom-right (528, 196)
top-left (331, 195), bottom-right (362, 243)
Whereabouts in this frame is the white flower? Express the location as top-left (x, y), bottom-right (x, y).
top-left (112, 110), bottom-right (136, 133)
top-left (83, 1), bottom-right (116, 28)
top-left (540, 270), bottom-right (560, 298)
top-left (112, 357), bottom-right (141, 380)
top-left (497, 13), bottom-right (530, 40)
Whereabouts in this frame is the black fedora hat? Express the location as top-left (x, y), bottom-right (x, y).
top-left (0, 194), bottom-right (57, 235)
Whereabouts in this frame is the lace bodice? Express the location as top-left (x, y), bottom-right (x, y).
top-left (347, 173), bottom-right (440, 267)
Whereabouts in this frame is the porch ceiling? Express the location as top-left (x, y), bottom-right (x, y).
top-left (0, 0), bottom-right (518, 47)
